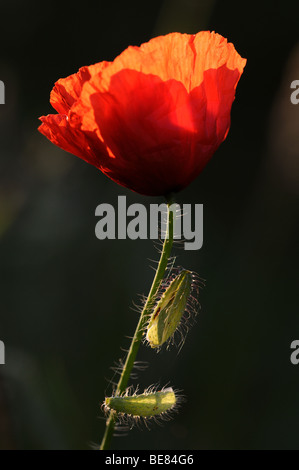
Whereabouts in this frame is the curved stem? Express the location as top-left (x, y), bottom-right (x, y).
top-left (100, 194), bottom-right (175, 450)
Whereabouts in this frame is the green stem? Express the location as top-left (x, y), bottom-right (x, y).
top-left (100, 194), bottom-right (175, 450)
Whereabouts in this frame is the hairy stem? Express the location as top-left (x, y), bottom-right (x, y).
top-left (100, 194), bottom-right (175, 450)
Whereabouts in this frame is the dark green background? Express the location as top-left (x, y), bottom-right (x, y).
top-left (0, 0), bottom-right (298, 450)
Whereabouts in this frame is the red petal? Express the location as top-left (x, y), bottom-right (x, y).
top-left (39, 31), bottom-right (246, 195)
top-left (50, 62), bottom-right (109, 114)
top-left (38, 114), bottom-right (108, 169)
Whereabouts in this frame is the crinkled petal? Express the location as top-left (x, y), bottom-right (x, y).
top-left (50, 62), bottom-right (110, 114)
top-left (38, 114), bottom-right (108, 168)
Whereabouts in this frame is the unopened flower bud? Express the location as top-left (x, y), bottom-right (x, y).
top-left (146, 269), bottom-right (196, 349)
top-left (104, 387), bottom-right (177, 418)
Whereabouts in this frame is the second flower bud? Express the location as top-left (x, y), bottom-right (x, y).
top-left (145, 269), bottom-right (200, 350)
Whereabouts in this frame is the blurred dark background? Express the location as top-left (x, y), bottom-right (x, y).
top-left (0, 0), bottom-right (299, 450)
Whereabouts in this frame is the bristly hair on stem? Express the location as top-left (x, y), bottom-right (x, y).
top-left (99, 194), bottom-right (175, 450)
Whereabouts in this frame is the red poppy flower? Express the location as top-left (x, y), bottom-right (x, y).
top-left (39, 32), bottom-right (246, 196)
